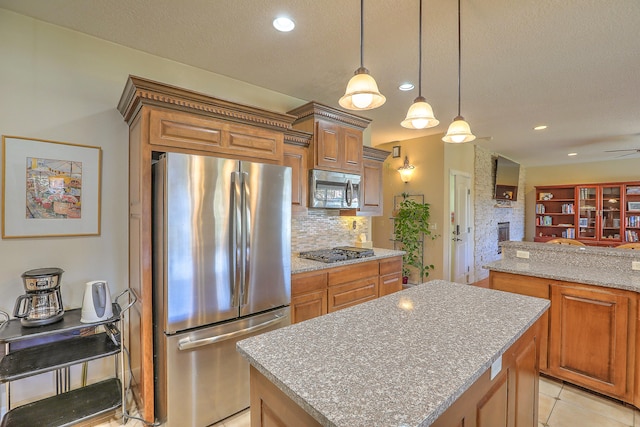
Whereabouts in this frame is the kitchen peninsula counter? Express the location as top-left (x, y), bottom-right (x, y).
top-left (291, 247), bottom-right (404, 274)
top-left (484, 241), bottom-right (640, 292)
top-left (237, 280), bottom-right (549, 427)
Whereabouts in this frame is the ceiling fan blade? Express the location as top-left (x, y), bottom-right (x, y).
top-left (614, 152), bottom-right (638, 158)
top-left (604, 148), bottom-right (640, 153)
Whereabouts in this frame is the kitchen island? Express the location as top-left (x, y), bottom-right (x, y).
top-left (237, 280), bottom-right (549, 427)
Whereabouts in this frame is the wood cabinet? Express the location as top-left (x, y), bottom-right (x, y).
top-left (548, 283), bottom-right (635, 400)
top-left (489, 270), bottom-right (638, 404)
top-left (117, 75), bottom-right (299, 423)
top-left (489, 271), bottom-right (551, 371)
top-left (357, 146), bottom-right (389, 216)
top-left (282, 131), bottom-right (311, 215)
top-left (535, 181), bottom-right (640, 246)
top-left (291, 256), bottom-right (403, 324)
top-left (287, 101), bottom-right (370, 175)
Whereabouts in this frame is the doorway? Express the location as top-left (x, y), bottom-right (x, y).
top-left (449, 170), bottom-right (474, 284)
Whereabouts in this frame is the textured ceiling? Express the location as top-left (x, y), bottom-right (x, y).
top-left (1, 0), bottom-right (639, 166)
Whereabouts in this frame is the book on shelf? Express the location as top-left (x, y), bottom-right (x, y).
top-left (625, 230), bottom-right (639, 242)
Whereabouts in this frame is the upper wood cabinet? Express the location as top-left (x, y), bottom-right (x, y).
top-left (358, 146), bottom-right (389, 216)
top-left (283, 129), bottom-right (312, 216)
top-left (287, 102), bottom-right (371, 174)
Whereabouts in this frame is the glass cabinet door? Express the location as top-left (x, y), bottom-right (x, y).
top-left (577, 186), bottom-right (598, 240)
top-left (600, 185), bottom-right (622, 242)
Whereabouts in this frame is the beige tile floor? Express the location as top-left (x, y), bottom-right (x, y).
top-left (94, 376), bottom-right (640, 426)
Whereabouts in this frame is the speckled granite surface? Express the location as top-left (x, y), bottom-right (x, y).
top-left (292, 248), bottom-right (405, 274)
top-left (485, 241), bottom-right (640, 292)
top-left (237, 280), bottom-right (549, 427)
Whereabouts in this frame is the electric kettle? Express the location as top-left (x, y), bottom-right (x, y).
top-left (81, 280), bottom-right (113, 323)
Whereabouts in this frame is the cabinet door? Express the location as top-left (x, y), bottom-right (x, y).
top-left (291, 290), bottom-right (327, 324)
top-left (341, 127), bottom-right (363, 173)
top-left (549, 284), bottom-right (630, 398)
top-left (327, 277), bottom-right (378, 312)
top-left (600, 184), bottom-right (623, 243)
top-left (379, 257), bottom-right (403, 297)
top-left (283, 144), bottom-right (308, 215)
top-left (315, 120), bottom-right (341, 170)
top-left (577, 185), bottom-right (598, 241)
top-left (359, 158), bottom-right (383, 216)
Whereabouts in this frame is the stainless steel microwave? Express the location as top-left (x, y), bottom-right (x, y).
top-left (309, 169), bottom-right (360, 209)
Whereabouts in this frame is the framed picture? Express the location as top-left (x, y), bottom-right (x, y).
top-left (392, 145), bottom-right (401, 158)
top-left (579, 218), bottom-right (588, 227)
top-left (2, 136), bottom-right (102, 238)
top-left (628, 202), bottom-right (640, 212)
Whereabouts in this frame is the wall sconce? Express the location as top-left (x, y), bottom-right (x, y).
top-left (397, 156), bottom-right (415, 183)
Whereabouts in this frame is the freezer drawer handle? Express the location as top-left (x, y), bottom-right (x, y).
top-left (177, 313), bottom-right (289, 351)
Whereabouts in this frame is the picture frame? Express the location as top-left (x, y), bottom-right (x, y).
top-left (2, 135), bottom-right (102, 238)
top-left (392, 145), bottom-right (401, 158)
top-left (579, 218), bottom-right (588, 227)
top-left (628, 202), bottom-right (640, 212)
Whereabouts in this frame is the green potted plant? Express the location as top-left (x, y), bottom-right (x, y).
top-left (393, 193), bottom-right (437, 284)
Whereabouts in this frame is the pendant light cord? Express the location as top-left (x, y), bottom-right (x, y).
top-left (457, 0), bottom-right (462, 117)
top-left (418, 0), bottom-right (423, 97)
top-left (359, 0), bottom-right (364, 68)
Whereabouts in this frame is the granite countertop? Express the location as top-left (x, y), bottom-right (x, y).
top-left (484, 259), bottom-right (640, 293)
top-left (237, 280), bottom-right (550, 427)
top-left (292, 248), bottom-right (405, 274)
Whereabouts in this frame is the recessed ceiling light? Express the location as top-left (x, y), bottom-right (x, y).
top-left (533, 125), bottom-right (548, 131)
top-left (568, 152), bottom-right (578, 156)
top-left (273, 17), bottom-right (295, 32)
top-left (398, 83), bottom-right (414, 91)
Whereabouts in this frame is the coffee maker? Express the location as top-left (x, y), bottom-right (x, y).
top-left (13, 267), bottom-right (65, 327)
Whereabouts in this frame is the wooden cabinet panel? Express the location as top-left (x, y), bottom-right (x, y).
top-left (359, 158), bottom-right (383, 215)
top-left (291, 290), bottom-right (327, 324)
top-left (292, 270), bottom-right (327, 295)
top-left (490, 271), bottom-right (550, 370)
top-left (379, 272), bottom-right (402, 297)
top-left (327, 260), bottom-right (378, 287)
top-left (328, 277), bottom-right (378, 312)
top-left (315, 120), bottom-right (341, 170)
top-left (549, 284), bottom-right (630, 399)
top-left (476, 373), bottom-right (508, 427)
top-left (513, 339), bottom-right (538, 427)
top-left (149, 109), bottom-right (282, 162)
top-left (283, 144), bottom-right (308, 215)
top-left (380, 256), bottom-right (402, 276)
top-left (342, 127), bottom-right (363, 173)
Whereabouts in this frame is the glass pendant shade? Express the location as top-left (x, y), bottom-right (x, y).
top-left (442, 116), bottom-right (476, 143)
top-left (397, 156), bottom-right (415, 183)
top-left (401, 96), bottom-right (439, 129)
top-left (339, 67), bottom-right (386, 110)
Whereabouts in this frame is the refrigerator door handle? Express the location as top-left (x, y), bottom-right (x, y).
top-left (230, 171), bottom-right (241, 308)
top-left (176, 313), bottom-right (289, 351)
top-left (241, 171), bottom-right (250, 306)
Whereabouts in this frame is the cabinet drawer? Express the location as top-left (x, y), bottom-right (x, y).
top-left (328, 277), bottom-right (378, 312)
top-left (292, 271), bottom-right (327, 296)
top-left (327, 261), bottom-right (379, 286)
top-left (379, 272), bottom-right (402, 297)
top-left (379, 257), bottom-right (402, 276)
top-left (489, 271), bottom-right (550, 299)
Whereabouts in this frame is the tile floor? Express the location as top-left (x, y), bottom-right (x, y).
top-left (94, 376), bottom-right (640, 426)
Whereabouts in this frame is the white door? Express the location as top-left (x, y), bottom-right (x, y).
top-left (451, 172), bottom-right (473, 284)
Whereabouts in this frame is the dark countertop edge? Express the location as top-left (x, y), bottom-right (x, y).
top-left (483, 260), bottom-right (640, 293)
top-left (292, 249), bottom-right (405, 275)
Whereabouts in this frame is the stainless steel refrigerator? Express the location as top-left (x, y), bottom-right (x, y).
top-left (152, 152), bottom-right (291, 426)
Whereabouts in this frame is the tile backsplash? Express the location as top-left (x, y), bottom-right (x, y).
top-left (291, 210), bottom-right (370, 253)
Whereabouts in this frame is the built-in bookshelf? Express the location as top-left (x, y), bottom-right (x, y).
top-left (534, 185), bottom-right (576, 241)
top-left (534, 181), bottom-right (640, 246)
top-left (625, 185), bottom-right (640, 242)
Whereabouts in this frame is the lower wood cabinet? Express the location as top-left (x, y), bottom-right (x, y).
top-left (548, 284), bottom-right (634, 400)
top-left (291, 256), bottom-right (402, 324)
top-left (489, 270), bottom-right (638, 404)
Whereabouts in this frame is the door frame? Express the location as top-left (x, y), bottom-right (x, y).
top-left (448, 169), bottom-right (475, 283)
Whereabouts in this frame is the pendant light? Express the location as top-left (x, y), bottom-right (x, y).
top-left (401, 0), bottom-right (438, 129)
top-left (339, 0), bottom-right (386, 111)
top-left (442, 0), bottom-right (475, 143)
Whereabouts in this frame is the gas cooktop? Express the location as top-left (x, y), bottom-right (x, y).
top-left (298, 246), bottom-right (375, 263)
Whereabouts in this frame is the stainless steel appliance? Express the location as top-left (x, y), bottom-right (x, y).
top-left (299, 246), bottom-right (375, 263)
top-left (309, 169), bottom-right (360, 209)
top-left (153, 152), bottom-right (292, 426)
top-left (13, 268), bottom-right (65, 327)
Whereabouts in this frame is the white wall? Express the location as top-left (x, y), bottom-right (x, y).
top-left (0, 9), bottom-right (307, 405)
